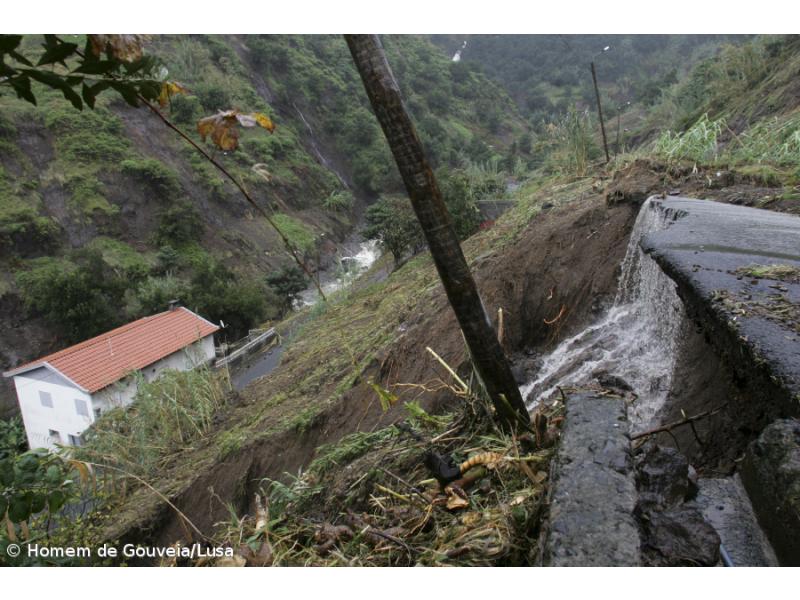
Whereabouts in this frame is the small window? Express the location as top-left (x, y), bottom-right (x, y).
top-left (74, 398), bottom-right (89, 417)
top-left (94, 407), bottom-right (102, 419)
top-left (68, 434), bottom-right (82, 447)
top-left (48, 429), bottom-right (61, 444)
top-left (39, 391), bottom-right (53, 408)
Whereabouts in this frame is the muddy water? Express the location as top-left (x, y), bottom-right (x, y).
top-left (520, 198), bottom-right (686, 429)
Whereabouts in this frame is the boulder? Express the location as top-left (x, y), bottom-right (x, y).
top-left (637, 505), bottom-right (721, 566)
top-left (740, 418), bottom-right (800, 565)
top-left (635, 443), bottom-right (690, 508)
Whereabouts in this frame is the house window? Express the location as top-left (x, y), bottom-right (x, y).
top-left (94, 407), bottom-right (102, 419)
top-left (48, 429), bottom-right (61, 444)
top-left (75, 398), bottom-right (89, 417)
top-left (39, 391), bottom-right (53, 408)
top-left (68, 434), bottom-right (82, 447)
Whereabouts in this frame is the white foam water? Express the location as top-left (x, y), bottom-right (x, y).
top-left (520, 198), bottom-right (686, 428)
top-left (297, 239), bottom-right (382, 307)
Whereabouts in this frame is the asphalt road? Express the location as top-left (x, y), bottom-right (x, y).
top-left (642, 196), bottom-right (800, 399)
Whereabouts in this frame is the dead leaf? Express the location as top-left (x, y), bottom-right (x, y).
top-left (445, 485), bottom-right (470, 510)
top-left (197, 110), bottom-right (275, 151)
top-left (158, 81), bottom-right (189, 107)
top-left (88, 35), bottom-right (147, 62)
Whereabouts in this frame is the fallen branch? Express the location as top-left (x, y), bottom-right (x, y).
top-left (631, 405), bottom-right (726, 441)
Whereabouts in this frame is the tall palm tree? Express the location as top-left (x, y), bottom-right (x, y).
top-left (345, 35), bottom-right (529, 429)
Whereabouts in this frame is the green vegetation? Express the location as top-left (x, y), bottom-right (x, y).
top-left (654, 114), bottom-right (725, 164)
top-left (322, 189), bottom-right (354, 213)
top-left (363, 195), bottom-right (425, 265)
top-left (154, 200), bottom-right (204, 247)
top-left (16, 252), bottom-right (128, 343)
top-left (78, 368), bottom-right (229, 478)
top-left (186, 259), bottom-right (278, 338)
top-left (120, 158), bottom-right (181, 199)
top-left (271, 213), bottom-right (317, 255)
top-left (1, 417), bottom-right (85, 566)
top-left (266, 265), bottom-right (308, 312)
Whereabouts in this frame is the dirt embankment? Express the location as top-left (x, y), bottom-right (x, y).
top-left (108, 183), bottom-right (639, 548)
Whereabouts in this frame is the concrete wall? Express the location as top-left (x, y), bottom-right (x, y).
top-left (12, 335), bottom-right (216, 451)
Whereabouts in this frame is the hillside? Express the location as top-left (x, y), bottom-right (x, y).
top-left (90, 34), bottom-right (800, 562)
top-left (2, 33), bottom-right (799, 567)
top-left (429, 35), bottom-right (748, 122)
top-left (0, 34), bottom-right (528, 417)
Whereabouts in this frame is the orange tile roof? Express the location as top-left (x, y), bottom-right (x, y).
top-left (3, 307), bottom-right (219, 393)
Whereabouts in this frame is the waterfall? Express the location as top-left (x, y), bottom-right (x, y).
top-left (520, 198), bottom-right (686, 428)
top-left (293, 103), bottom-right (350, 189)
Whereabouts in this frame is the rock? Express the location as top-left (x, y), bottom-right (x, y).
top-left (635, 443), bottom-right (690, 508)
top-left (638, 505), bottom-right (721, 566)
top-left (593, 370), bottom-right (634, 392)
top-left (740, 418), bottom-right (800, 565)
top-left (539, 394), bottom-right (640, 566)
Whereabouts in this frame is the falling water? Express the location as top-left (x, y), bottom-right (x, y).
top-left (520, 198), bottom-right (686, 428)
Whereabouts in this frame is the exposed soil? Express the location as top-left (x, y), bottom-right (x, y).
top-left (107, 185), bottom-right (640, 549)
top-left (605, 158), bottom-right (800, 216)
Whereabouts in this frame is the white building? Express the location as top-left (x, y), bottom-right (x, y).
top-left (3, 306), bottom-right (219, 451)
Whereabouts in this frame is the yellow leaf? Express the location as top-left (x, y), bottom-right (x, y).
top-left (158, 81), bottom-right (189, 108)
top-left (253, 112), bottom-right (275, 133)
top-left (197, 110), bottom-right (272, 152)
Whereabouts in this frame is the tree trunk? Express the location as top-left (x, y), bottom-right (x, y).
top-left (345, 34), bottom-right (529, 429)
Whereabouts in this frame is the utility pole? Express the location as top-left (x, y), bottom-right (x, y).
top-left (590, 61), bottom-right (610, 163)
top-left (345, 34), bottom-right (529, 430)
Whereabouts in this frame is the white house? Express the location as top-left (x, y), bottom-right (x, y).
top-left (3, 306), bottom-right (219, 451)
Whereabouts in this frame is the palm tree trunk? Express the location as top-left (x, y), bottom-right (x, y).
top-left (345, 35), bottom-right (529, 429)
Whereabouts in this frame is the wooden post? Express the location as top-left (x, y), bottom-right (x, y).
top-left (590, 61), bottom-right (610, 163)
top-left (345, 35), bottom-right (529, 430)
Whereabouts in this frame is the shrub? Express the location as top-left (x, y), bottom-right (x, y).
top-left (363, 195), bottom-right (424, 266)
top-left (266, 265), bottom-right (308, 311)
top-left (167, 94), bottom-right (202, 125)
top-left (322, 190), bottom-right (354, 213)
top-left (155, 200), bottom-right (204, 247)
top-left (120, 158), bottom-right (181, 199)
top-left (187, 259), bottom-right (276, 338)
top-left (130, 275), bottom-right (190, 317)
top-left (194, 82), bottom-right (231, 112)
top-left (16, 251), bottom-right (128, 343)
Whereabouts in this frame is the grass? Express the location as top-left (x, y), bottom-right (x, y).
top-left (654, 114), bottom-right (724, 164)
top-left (271, 213), bottom-right (317, 255)
top-left (77, 367), bottom-right (230, 478)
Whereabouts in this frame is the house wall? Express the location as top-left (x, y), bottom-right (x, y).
top-left (93, 336), bottom-right (216, 410)
top-left (12, 334), bottom-right (216, 451)
top-left (13, 367), bottom-right (94, 451)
